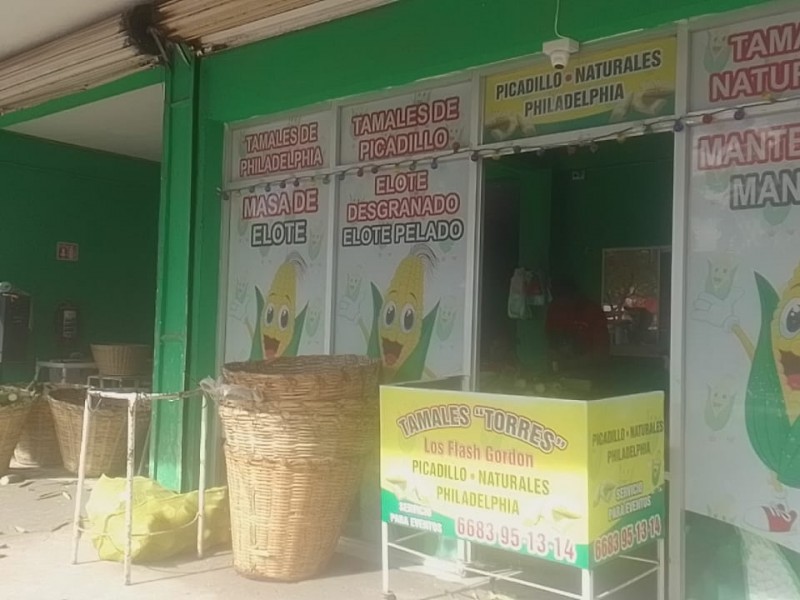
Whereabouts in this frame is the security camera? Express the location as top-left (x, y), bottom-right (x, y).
top-left (543, 38), bottom-right (579, 70)
top-left (549, 50), bottom-right (570, 70)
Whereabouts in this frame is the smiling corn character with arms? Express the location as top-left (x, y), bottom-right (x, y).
top-left (368, 244), bottom-right (440, 382)
top-left (249, 252), bottom-right (309, 360)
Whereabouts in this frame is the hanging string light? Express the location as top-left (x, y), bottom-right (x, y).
top-left (219, 95), bottom-right (796, 198)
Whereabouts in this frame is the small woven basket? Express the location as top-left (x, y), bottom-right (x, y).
top-left (48, 386), bottom-right (151, 477)
top-left (0, 387), bottom-right (35, 475)
top-left (14, 386), bottom-right (61, 467)
top-left (219, 355), bottom-right (379, 581)
top-left (90, 344), bottom-right (151, 376)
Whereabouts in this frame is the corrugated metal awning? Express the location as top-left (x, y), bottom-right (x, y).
top-left (0, 0), bottom-right (394, 116)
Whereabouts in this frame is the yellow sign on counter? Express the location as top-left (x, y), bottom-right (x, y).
top-left (380, 387), bottom-right (665, 569)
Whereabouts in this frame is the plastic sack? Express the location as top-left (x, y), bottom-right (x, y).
top-left (85, 475), bottom-right (230, 563)
top-left (200, 376), bottom-right (261, 410)
top-left (508, 268), bottom-right (536, 319)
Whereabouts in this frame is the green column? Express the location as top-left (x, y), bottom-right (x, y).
top-left (150, 48), bottom-right (198, 491)
top-left (515, 169), bottom-right (552, 372)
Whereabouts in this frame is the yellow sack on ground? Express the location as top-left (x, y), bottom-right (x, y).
top-left (85, 475), bottom-right (231, 563)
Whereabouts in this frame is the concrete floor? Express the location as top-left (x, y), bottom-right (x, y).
top-left (0, 466), bottom-right (663, 600)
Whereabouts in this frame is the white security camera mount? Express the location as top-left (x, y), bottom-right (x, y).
top-left (543, 37), bottom-right (580, 70)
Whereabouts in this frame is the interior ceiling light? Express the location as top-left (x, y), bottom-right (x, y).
top-left (0, 6), bottom-right (159, 115)
top-left (155, 0), bottom-right (397, 52)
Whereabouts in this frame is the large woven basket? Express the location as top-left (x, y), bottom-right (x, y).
top-left (219, 355), bottom-right (380, 581)
top-left (14, 387), bottom-right (61, 467)
top-left (90, 344), bottom-right (151, 376)
top-left (0, 387), bottom-right (34, 475)
top-left (48, 386), bottom-right (151, 477)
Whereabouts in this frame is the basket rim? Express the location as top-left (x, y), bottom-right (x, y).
top-left (223, 355), bottom-right (379, 376)
top-left (90, 343), bottom-right (152, 350)
top-left (0, 399), bottom-right (34, 412)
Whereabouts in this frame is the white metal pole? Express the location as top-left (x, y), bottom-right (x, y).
top-left (381, 521), bottom-right (390, 596)
top-left (657, 538), bottom-right (666, 600)
top-left (669, 20), bottom-right (691, 600)
top-left (123, 393), bottom-right (137, 585)
top-left (71, 388), bottom-right (94, 564)
top-left (197, 392), bottom-right (208, 558)
top-left (581, 568), bottom-right (595, 600)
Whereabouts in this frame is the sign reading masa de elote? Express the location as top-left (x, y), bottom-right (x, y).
top-left (380, 386), bottom-right (665, 569)
top-left (223, 180), bottom-right (329, 363)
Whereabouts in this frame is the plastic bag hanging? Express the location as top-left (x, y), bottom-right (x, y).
top-left (508, 268), bottom-right (531, 320)
top-left (526, 269), bottom-right (548, 308)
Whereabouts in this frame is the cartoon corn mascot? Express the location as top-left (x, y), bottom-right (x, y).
top-left (732, 266), bottom-right (800, 493)
top-left (248, 252), bottom-right (308, 360)
top-left (366, 244), bottom-right (440, 382)
top-left (689, 262), bottom-right (800, 599)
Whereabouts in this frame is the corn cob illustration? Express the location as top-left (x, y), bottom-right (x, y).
top-left (740, 530), bottom-right (800, 599)
top-left (260, 252), bottom-right (307, 359)
top-left (771, 264), bottom-right (800, 424)
top-left (378, 244), bottom-right (438, 377)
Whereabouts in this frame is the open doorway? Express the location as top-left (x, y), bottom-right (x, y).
top-left (478, 132), bottom-right (674, 398)
top-left (474, 132), bottom-right (674, 590)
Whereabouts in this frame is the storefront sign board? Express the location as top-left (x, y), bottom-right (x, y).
top-left (333, 159), bottom-right (471, 383)
top-left (223, 182), bottom-right (329, 362)
top-left (380, 386), bottom-right (665, 569)
top-left (339, 82), bottom-right (472, 165)
top-left (482, 38), bottom-right (676, 143)
top-left (684, 110), bottom-right (800, 597)
top-left (227, 110), bottom-right (333, 184)
top-left (690, 11), bottom-right (800, 111)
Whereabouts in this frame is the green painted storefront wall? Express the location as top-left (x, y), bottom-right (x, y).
top-left (0, 130), bottom-right (160, 382)
top-left (150, 48), bottom-right (199, 491)
top-left (199, 0), bottom-right (774, 123)
top-left (155, 0), bottom-right (776, 487)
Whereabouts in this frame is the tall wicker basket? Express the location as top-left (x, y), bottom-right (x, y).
top-left (219, 355), bottom-right (380, 582)
top-left (0, 387), bottom-right (34, 475)
top-left (14, 386), bottom-right (61, 467)
top-left (90, 344), bottom-right (151, 376)
top-left (48, 386), bottom-right (151, 477)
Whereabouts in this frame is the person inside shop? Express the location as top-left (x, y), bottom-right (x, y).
top-left (545, 278), bottom-right (610, 375)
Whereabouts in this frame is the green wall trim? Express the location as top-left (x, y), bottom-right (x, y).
top-left (199, 0), bottom-right (772, 124)
top-left (0, 68), bottom-right (165, 129)
top-left (0, 131), bottom-right (160, 381)
top-left (150, 50), bottom-right (198, 491)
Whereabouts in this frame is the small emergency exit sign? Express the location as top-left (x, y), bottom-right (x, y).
top-left (56, 242), bottom-right (79, 262)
